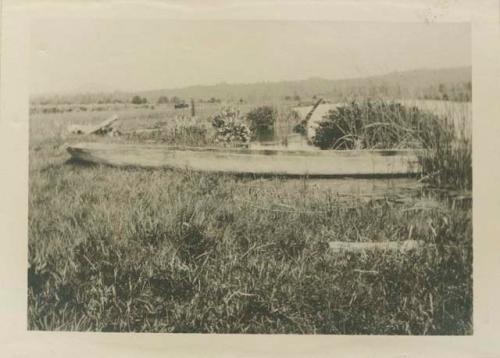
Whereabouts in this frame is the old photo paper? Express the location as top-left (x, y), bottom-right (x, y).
top-left (1, 0), bottom-right (499, 356)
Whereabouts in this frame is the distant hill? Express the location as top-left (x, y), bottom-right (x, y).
top-left (31, 66), bottom-right (471, 104)
top-left (140, 66), bottom-right (471, 102)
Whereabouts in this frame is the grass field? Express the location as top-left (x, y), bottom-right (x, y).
top-left (28, 100), bottom-right (472, 334)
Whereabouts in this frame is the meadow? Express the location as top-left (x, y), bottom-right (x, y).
top-left (28, 99), bottom-right (472, 334)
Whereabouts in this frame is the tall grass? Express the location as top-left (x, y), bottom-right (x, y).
top-left (418, 118), bottom-right (472, 191)
top-left (313, 100), bottom-right (442, 149)
top-left (126, 116), bottom-right (215, 146)
top-left (28, 165), bottom-right (472, 333)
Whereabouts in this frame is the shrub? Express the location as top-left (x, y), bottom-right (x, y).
top-left (132, 96), bottom-right (148, 105)
top-left (246, 106), bottom-right (277, 141)
top-left (211, 107), bottom-right (251, 145)
top-left (312, 100), bottom-right (443, 150)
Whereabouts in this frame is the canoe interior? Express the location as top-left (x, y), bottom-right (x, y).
top-left (67, 142), bottom-right (423, 177)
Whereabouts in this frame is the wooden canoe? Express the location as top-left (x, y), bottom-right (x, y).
top-left (66, 142), bottom-right (422, 177)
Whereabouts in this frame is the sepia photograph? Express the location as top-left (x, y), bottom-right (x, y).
top-left (27, 18), bottom-right (472, 335)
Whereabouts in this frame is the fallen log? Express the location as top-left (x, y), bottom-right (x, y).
top-left (329, 240), bottom-right (425, 254)
top-left (68, 114), bottom-right (119, 135)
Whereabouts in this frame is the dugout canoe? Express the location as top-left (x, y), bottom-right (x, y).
top-left (66, 142), bottom-right (422, 177)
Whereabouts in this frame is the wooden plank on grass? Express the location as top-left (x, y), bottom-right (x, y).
top-left (328, 240), bottom-right (425, 254)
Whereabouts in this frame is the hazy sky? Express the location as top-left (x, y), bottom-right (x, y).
top-left (30, 19), bottom-right (471, 94)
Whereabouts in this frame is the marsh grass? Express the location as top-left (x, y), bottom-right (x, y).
top-left (28, 100), bottom-right (472, 334)
top-left (417, 115), bottom-right (472, 191)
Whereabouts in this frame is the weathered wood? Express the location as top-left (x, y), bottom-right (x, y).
top-left (68, 114), bottom-right (119, 135)
top-left (329, 240), bottom-right (425, 254)
top-left (66, 142), bottom-right (422, 177)
top-left (304, 97), bottom-right (324, 124)
top-left (293, 103), bottom-right (341, 140)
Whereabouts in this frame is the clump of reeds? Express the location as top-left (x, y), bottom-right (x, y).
top-left (312, 100), bottom-right (443, 150)
top-left (312, 99), bottom-right (472, 190)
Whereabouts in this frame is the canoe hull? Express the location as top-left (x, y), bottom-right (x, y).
top-left (66, 143), bottom-right (422, 177)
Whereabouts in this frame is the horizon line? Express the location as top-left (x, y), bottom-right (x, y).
top-left (30, 65), bottom-right (472, 98)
